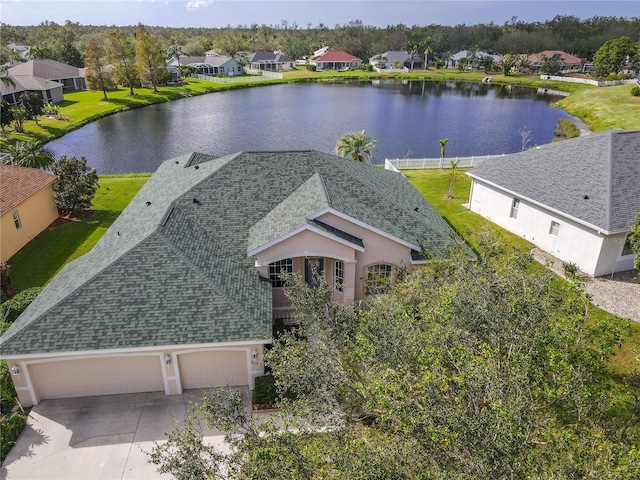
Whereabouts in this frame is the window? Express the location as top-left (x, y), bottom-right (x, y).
top-left (365, 263), bottom-right (394, 296)
top-left (269, 258), bottom-right (293, 287)
top-left (334, 261), bottom-right (344, 292)
top-left (549, 221), bottom-right (560, 236)
top-left (622, 236), bottom-right (634, 256)
top-left (510, 198), bottom-right (520, 219)
top-left (12, 210), bottom-right (21, 229)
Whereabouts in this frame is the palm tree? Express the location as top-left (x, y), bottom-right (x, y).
top-left (335, 130), bottom-right (376, 164)
top-left (438, 138), bottom-right (449, 169)
top-left (3, 139), bottom-right (55, 169)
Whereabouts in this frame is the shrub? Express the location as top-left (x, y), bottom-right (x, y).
top-left (306, 64), bottom-right (316, 71)
top-left (0, 412), bottom-right (26, 462)
top-left (631, 86), bottom-right (640, 97)
top-left (563, 261), bottom-right (579, 280)
top-left (0, 361), bottom-right (17, 413)
top-left (435, 59), bottom-right (444, 69)
top-left (252, 374), bottom-right (277, 406)
top-left (51, 156), bottom-right (99, 215)
top-left (0, 287), bottom-right (42, 325)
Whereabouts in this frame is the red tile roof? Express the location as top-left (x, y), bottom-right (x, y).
top-left (0, 165), bottom-right (56, 216)
top-left (527, 50), bottom-right (582, 65)
top-left (313, 51), bottom-right (360, 62)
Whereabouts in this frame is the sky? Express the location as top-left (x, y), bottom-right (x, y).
top-left (1, 0), bottom-right (638, 28)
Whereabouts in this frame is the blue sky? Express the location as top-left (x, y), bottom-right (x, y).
top-left (1, 0), bottom-right (638, 28)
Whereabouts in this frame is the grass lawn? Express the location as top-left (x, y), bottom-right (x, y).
top-left (8, 174), bottom-right (150, 291)
top-left (555, 83), bottom-right (640, 132)
top-left (404, 168), bottom-right (639, 377)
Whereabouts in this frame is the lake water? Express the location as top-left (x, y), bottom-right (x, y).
top-left (46, 80), bottom-right (582, 174)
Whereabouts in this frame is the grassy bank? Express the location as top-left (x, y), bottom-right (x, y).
top-left (2, 69), bottom-right (638, 148)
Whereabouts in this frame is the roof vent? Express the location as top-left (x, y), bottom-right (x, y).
top-left (175, 161), bottom-right (179, 164)
top-left (194, 165), bottom-right (200, 170)
top-left (193, 198), bottom-right (202, 205)
top-left (146, 201), bottom-right (151, 206)
top-left (583, 195), bottom-right (589, 200)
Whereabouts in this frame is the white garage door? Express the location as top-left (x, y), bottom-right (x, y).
top-left (29, 356), bottom-right (164, 401)
top-left (179, 350), bottom-right (248, 389)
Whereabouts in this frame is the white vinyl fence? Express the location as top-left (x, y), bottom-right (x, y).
top-left (193, 71), bottom-right (282, 84)
top-left (385, 154), bottom-right (505, 171)
top-left (540, 75), bottom-right (640, 87)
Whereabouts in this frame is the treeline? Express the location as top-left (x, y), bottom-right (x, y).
top-left (1, 15), bottom-right (639, 67)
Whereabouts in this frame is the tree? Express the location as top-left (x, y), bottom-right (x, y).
top-left (3, 139), bottom-right (54, 169)
top-left (109, 30), bottom-right (138, 96)
top-left (592, 36), bottom-right (637, 79)
top-left (149, 251), bottom-right (639, 479)
top-left (540, 55), bottom-right (562, 75)
top-left (51, 156), bottom-right (99, 215)
top-left (84, 38), bottom-right (112, 100)
top-left (519, 125), bottom-right (532, 151)
top-left (18, 91), bottom-right (44, 125)
top-left (498, 53), bottom-right (519, 76)
top-left (446, 159), bottom-right (460, 198)
top-left (10, 106), bottom-right (26, 133)
top-left (334, 130), bottom-right (376, 163)
top-left (0, 99), bottom-right (13, 137)
top-left (438, 137), bottom-right (449, 168)
top-left (135, 24), bottom-right (165, 93)
top-left (628, 212), bottom-right (640, 270)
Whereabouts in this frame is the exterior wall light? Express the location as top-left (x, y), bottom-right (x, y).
top-left (164, 354), bottom-right (172, 365)
top-left (11, 364), bottom-right (20, 375)
top-left (251, 349), bottom-right (258, 364)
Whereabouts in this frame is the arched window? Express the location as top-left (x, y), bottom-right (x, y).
top-left (269, 258), bottom-right (293, 288)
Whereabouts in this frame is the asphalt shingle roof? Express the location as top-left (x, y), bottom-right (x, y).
top-left (467, 130), bottom-right (640, 233)
top-left (1, 150), bottom-right (460, 356)
top-left (0, 165), bottom-right (56, 215)
top-left (9, 59), bottom-right (83, 80)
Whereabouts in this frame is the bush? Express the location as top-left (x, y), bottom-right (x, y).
top-left (0, 287), bottom-right (42, 325)
top-left (306, 64), bottom-right (316, 71)
top-left (0, 361), bottom-right (17, 413)
top-left (252, 374), bottom-right (278, 406)
top-left (631, 86), bottom-right (640, 97)
top-left (1, 412), bottom-right (26, 462)
top-left (51, 156), bottom-right (99, 215)
top-left (435, 59), bottom-right (444, 69)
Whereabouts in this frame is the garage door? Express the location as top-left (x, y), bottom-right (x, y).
top-left (179, 350), bottom-right (248, 389)
top-left (29, 356), bottom-right (164, 401)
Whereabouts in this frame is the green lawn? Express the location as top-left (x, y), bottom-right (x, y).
top-left (8, 174), bottom-right (150, 291)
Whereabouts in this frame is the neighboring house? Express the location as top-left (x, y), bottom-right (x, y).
top-left (9, 59), bottom-right (86, 92)
top-left (168, 55), bottom-right (243, 76)
top-left (247, 52), bottom-right (296, 71)
top-left (311, 51), bottom-right (362, 71)
top-left (526, 50), bottom-right (582, 72)
top-left (369, 51), bottom-right (424, 70)
top-left (446, 50), bottom-right (500, 68)
top-left (467, 130), bottom-right (640, 277)
top-left (0, 75), bottom-right (64, 105)
top-left (0, 150), bottom-right (462, 407)
top-left (0, 165), bottom-right (58, 262)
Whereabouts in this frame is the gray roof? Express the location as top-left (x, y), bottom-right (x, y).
top-left (370, 51), bottom-right (423, 64)
top-left (248, 52), bottom-right (293, 63)
top-left (467, 130), bottom-right (640, 233)
top-left (0, 75), bottom-right (63, 96)
top-left (9, 59), bottom-right (83, 80)
top-left (1, 150), bottom-right (460, 356)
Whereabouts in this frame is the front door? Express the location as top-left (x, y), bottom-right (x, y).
top-left (305, 258), bottom-right (324, 287)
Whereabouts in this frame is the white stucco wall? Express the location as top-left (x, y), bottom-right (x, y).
top-left (468, 180), bottom-right (631, 276)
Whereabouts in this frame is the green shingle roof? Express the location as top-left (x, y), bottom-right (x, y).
top-left (1, 150), bottom-right (461, 357)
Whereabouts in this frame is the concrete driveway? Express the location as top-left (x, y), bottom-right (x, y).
top-left (1, 389), bottom-right (250, 480)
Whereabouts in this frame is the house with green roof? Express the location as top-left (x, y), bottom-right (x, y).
top-left (1, 150), bottom-right (461, 407)
top-left (467, 130), bottom-right (640, 276)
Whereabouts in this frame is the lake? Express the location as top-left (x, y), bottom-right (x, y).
top-left (46, 80), bottom-right (583, 174)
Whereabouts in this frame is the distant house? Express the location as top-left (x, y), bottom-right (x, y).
top-left (467, 130), bottom-right (640, 276)
top-left (9, 59), bottom-right (86, 92)
top-left (368, 51), bottom-right (424, 70)
top-left (0, 165), bottom-right (58, 262)
top-left (311, 51), bottom-right (362, 71)
top-left (0, 150), bottom-right (462, 407)
top-left (167, 55), bottom-right (243, 76)
top-left (247, 52), bottom-right (295, 71)
top-left (526, 51), bottom-right (582, 72)
top-left (1, 75), bottom-right (64, 105)
top-left (447, 50), bottom-right (500, 69)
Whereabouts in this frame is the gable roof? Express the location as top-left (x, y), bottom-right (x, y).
top-left (0, 165), bottom-right (56, 216)
top-left (371, 51), bottom-right (423, 64)
top-left (467, 130), bottom-right (640, 234)
top-left (9, 59), bottom-right (83, 80)
top-left (0, 150), bottom-right (461, 357)
top-left (248, 52), bottom-right (294, 63)
top-left (313, 51), bottom-right (360, 62)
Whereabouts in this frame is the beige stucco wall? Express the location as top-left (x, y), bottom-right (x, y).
top-left (9, 342), bottom-right (267, 407)
top-left (0, 184), bottom-right (58, 262)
